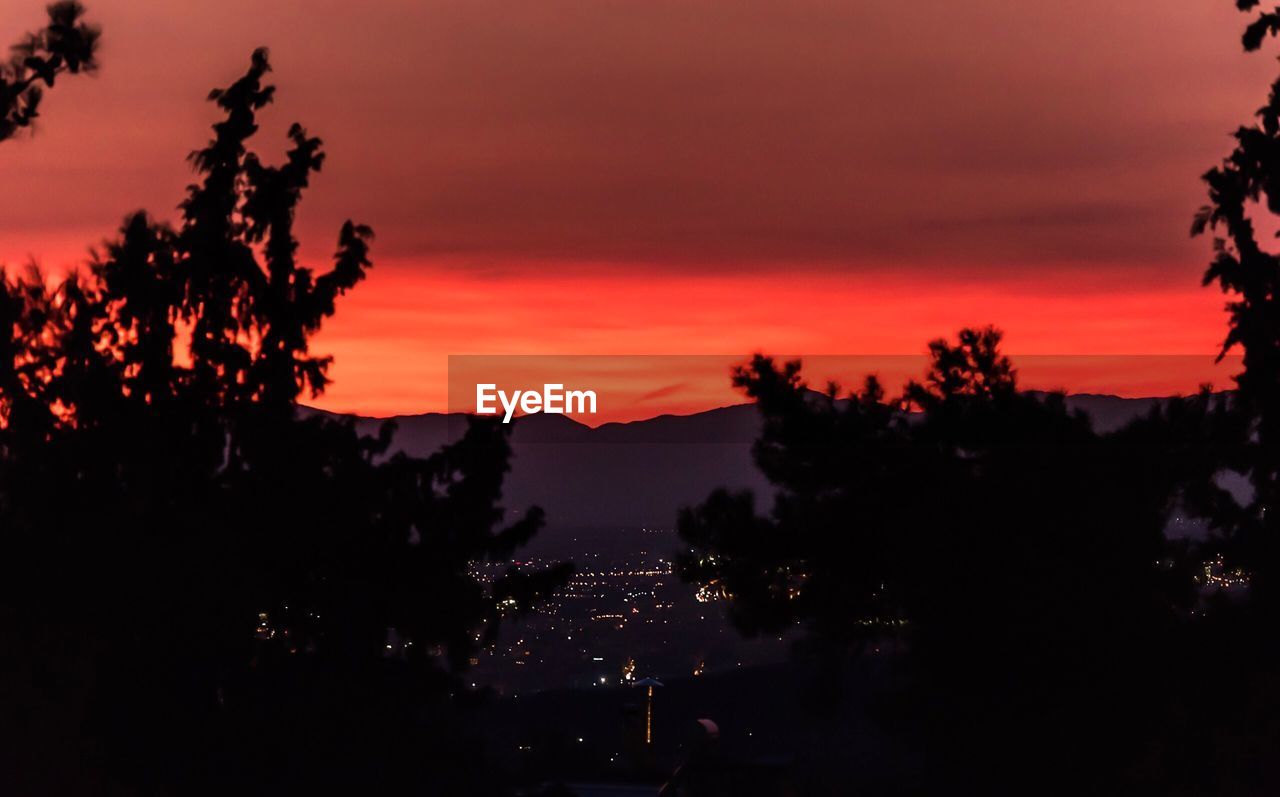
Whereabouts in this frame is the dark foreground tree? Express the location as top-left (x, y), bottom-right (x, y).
top-left (1195, 0), bottom-right (1280, 611)
top-left (679, 329), bottom-right (1233, 793)
top-left (1150, 3), bottom-right (1280, 791)
top-left (0, 1), bottom-right (99, 142)
top-left (0, 49), bottom-right (569, 795)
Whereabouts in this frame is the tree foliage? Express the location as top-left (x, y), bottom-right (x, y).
top-left (1194, 1), bottom-right (1280, 615)
top-left (679, 329), bottom-right (1235, 791)
top-left (1, 48), bottom-right (569, 794)
top-left (0, 1), bottom-right (99, 142)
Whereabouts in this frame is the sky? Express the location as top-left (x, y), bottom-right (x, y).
top-left (0, 0), bottom-right (1271, 418)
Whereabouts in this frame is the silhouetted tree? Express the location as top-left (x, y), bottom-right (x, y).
top-left (1134, 4), bottom-right (1280, 790)
top-left (0, 49), bottom-right (570, 795)
top-left (0, 1), bottom-right (99, 142)
top-left (679, 328), bottom-right (1229, 793)
top-left (1194, 0), bottom-right (1280, 612)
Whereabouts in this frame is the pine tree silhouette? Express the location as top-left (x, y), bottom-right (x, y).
top-left (679, 328), bottom-right (1233, 792)
top-left (0, 47), bottom-right (571, 795)
top-left (0, 1), bottom-right (99, 142)
top-left (1194, 0), bottom-right (1280, 615)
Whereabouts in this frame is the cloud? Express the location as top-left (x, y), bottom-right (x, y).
top-left (1, 0), bottom-right (1273, 275)
top-left (638, 383), bottom-right (691, 403)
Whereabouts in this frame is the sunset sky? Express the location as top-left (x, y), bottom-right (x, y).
top-left (0, 0), bottom-right (1269, 418)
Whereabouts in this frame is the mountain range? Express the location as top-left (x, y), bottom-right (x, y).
top-left (312, 393), bottom-right (1172, 535)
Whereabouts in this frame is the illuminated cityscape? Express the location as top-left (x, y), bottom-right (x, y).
top-left (469, 527), bottom-right (792, 695)
top-left (1197, 552), bottom-right (1251, 591)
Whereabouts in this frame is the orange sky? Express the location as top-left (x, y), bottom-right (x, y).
top-left (0, 1), bottom-right (1266, 417)
top-left (319, 262), bottom-right (1235, 420)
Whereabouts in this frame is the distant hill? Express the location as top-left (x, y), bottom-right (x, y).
top-left (1056, 393), bottom-right (1167, 433)
top-left (305, 392), bottom-right (1187, 533)
top-left (318, 403), bottom-right (765, 529)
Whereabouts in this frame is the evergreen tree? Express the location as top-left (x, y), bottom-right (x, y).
top-left (0, 1), bottom-right (99, 142)
top-left (1194, 0), bottom-right (1280, 611)
top-left (679, 329), bottom-right (1227, 792)
top-left (0, 48), bottom-right (570, 795)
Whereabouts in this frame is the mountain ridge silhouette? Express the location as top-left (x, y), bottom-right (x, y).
top-left (302, 392), bottom-right (1186, 530)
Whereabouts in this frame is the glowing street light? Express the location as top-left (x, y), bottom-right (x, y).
top-left (632, 677), bottom-right (663, 746)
